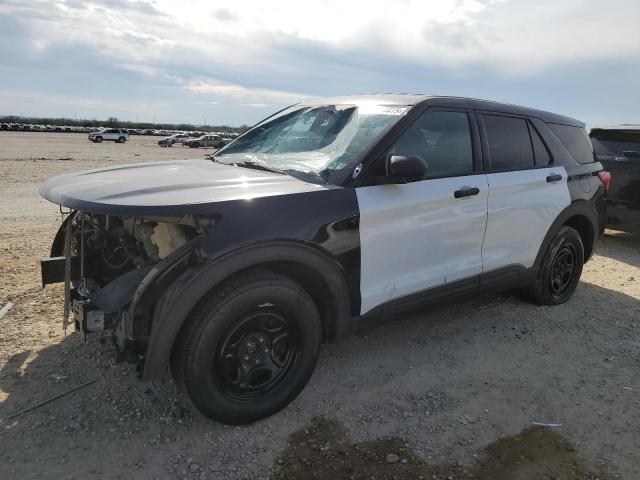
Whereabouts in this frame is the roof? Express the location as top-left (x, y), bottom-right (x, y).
top-left (297, 94), bottom-right (585, 127)
top-left (590, 124), bottom-right (640, 132)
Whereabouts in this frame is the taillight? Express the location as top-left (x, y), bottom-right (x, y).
top-left (597, 171), bottom-right (612, 192)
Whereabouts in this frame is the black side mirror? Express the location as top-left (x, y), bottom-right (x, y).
top-left (387, 155), bottom-right (427, 180)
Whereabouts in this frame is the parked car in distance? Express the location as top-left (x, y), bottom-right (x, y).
top-left (88, 128), bottom-right (129, 143)
top-left (183, 134), bottom-right (227, 148)
top-left (158, 133), bottom-right (192, 147)
top-left (590, 125), bottom-right (640, 233)
top-left (39, 94), bottom-right (607, 425)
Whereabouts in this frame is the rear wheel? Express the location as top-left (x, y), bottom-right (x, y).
top-left (524, 226), bottom-right (584, 305)
top-left (171, 270), bottom-right (322, 424)
top-left (118, 136), bottom-right (126, 143)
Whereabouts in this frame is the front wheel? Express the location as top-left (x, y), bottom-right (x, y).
top-left (94, 136), bottom-right (103, 143)
top-left (524, 226), bottom-right (584, 305)
top-left (171, 270), bottom-right (322, 424)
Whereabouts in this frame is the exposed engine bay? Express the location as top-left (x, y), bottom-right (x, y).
top-left (41, 211), bottom-right (200, 344)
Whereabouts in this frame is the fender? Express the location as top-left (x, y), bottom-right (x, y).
top-left (533, 199), bottom-right (600, 269)
top-left (50, 213), bottom-right (73, 257)
top-left (141, 240), bottom-right (352, 381)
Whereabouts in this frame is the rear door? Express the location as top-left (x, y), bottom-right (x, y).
top-left (479, 113), bottom-right (571, 272)
top-left (357, 109), bottom-right (488, 314)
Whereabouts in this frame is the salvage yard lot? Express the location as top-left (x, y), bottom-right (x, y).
top-left (0, 132), bottom-right (639, 479)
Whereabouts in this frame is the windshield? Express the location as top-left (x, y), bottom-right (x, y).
top-left (214, 103), bottom-right (410, 185)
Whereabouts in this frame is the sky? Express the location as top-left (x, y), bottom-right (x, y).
top-left (0, 0), bottom-right (639, 128)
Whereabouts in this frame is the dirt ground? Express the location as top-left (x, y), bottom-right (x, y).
top-left (0, 132), bottom-right (638, 480)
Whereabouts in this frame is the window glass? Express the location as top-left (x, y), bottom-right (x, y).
top-left (590, 130), bottom-right (640, 157)
top-left (387, 110), bottom-right (473, 180)
top-left (529, 124), bottom-right (551, 166)
top-left (216, 103), bottom-right (408, 185)
top-left (483, 115), bottom-right (534, 171)
top-left (549, 123), bottom-right (594, 164)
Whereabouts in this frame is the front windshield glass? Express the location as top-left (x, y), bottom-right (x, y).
top-left (214, 103), bottom-right (410, 185)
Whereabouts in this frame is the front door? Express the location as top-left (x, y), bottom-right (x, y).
top-left (356, 109), bottom-right (489, 314)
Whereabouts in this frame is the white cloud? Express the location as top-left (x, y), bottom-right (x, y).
top-left (1, 0), bottom-right (639, 124)
top-left (186, 80), bottom-right (306, 105)
top-left (4, 0), bottom-right (640, 83)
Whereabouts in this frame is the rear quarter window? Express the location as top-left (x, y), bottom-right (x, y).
top-left (549, 123), bottom-right (595, 164)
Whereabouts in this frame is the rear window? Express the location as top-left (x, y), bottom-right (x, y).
top-left (590, 130), bottom-right (640, 157)
top-left (549, 123), bottom-right (594, 164)
top-left (482, 115), bottom-right (534, 171)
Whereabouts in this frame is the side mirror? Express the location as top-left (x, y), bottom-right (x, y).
top-left (387, 155), bottom-right (427, 180)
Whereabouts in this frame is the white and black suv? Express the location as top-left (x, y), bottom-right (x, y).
top-left (88, 128), bottom-right (129, 143)
top-left (39, 95), bottom-right (607, 424)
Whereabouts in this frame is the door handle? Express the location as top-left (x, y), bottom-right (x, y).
top-left (454, 186), bottom-right (480, 198)
top-left (546, 173), bottom-right (563, 183)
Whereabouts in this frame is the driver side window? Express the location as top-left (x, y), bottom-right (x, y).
top-left (388, 110), bottom-right (474, 180)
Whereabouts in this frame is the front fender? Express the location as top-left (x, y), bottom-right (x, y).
top-left (141, 240), bottom-right (352, 381)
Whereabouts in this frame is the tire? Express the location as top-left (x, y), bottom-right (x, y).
top-left (118, 136), bottom-right (125, 143)
top-left (94, 136), bottom-right (103, 143)
top-left (171, 270), bottom-right (322, 425)
top-left (524, 226), bottom-right (584, 306)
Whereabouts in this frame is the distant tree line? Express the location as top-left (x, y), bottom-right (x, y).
top-left (0, 115), bottom-right (251, 133)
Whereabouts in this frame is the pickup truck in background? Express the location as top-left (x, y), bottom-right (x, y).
top-left (590, 125), bottom-right (640, 233)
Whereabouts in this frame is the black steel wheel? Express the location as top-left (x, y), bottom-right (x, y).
top-left (215, 308), bottom-right (300, 402)
top-left (171, 270), bottom-right (321, 424)
top-left (549, 244), bottom-right (576, 298)
top-left (524, 226), bottom-right (584, 305)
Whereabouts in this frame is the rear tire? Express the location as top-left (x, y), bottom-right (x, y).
top-left (118, 136), bottom-right (126, 143)
top-left (524, 226), bottom-right (584, 306)
top-left (171, 270), bottom-right (322, 425)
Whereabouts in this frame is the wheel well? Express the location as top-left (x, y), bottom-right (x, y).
top-left (564, 215), bottom-right (594, 261)
top-left (234, 261), bottom-right (340, 341)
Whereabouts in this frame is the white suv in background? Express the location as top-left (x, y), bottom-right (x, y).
top-left (88, 128), bottom-right (129, 143)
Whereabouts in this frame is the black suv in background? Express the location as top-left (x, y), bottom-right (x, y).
top-left (39, 95), bottom-right (607, 424)
top-left (590, 125), bottom-right (640, 233)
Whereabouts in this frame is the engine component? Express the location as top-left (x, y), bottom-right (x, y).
top-left (151, 223), bottom-right (187, 259)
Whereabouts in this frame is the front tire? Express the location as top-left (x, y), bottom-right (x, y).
top-left (524, 226), bottom-right (584, 305)
top-left (94, 136), bottom-right (103, 143)
top-left (171, 270), bottom-right (322, 425)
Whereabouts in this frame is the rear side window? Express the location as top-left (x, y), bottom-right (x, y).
top-left (482, 115), bottom-right (534, 171)
top-left (549, 123), bottom-right (594, 164)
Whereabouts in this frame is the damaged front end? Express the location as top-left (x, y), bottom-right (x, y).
top-left (41, 211), bottom-right (204, 352)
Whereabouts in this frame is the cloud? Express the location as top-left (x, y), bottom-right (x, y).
top-left (186, 80), bottom-right (307, 105)
top-left (0, 0), bottom-right (639, 125)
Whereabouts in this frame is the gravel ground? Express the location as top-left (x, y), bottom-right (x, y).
top-left (0, 132), bottom-right (638, 480)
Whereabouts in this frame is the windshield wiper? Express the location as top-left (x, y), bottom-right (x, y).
top-left (234, 161), bottom-right (287, 175)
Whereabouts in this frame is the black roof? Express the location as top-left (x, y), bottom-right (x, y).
top-left (299, 94), bottom-right (585, 128)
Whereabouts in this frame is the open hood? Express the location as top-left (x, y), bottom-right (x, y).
top-left (39, 160), bottom-right (332, 217)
